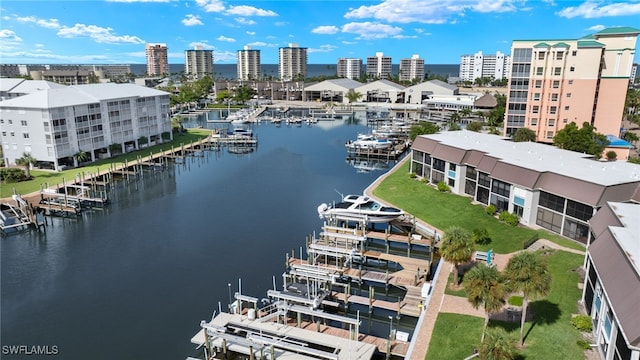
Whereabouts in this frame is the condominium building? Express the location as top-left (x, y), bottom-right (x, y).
top-left (459, 51), bottom-right (511, 82)
top-left (237, 46), bottom-right (261, 81)
top-left (582, 202), bottom-right (640, 360)
top-left (278, 43), bottom-right (307, 81)
top-left (145, 43), bottom-right (169, 76)
top-left (185, 46), bottom-right (214, 80)
top-left (0, 82), bottom-right (171, 171)
top-left (399, 54), bottom-right (425, 82)
top-left (503, 27), bottom-right (640, 141)
top-left (410, 130), bottom-right (640, 243)
top-left (336, 58), bottom-right (362, 80)
top-left (366, 52), bottom-right (392, 80)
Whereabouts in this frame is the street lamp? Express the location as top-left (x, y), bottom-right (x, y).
top-left (386, 315), bottom-right (393, 360)
top-left (227, 283), bottom-right (232, 313)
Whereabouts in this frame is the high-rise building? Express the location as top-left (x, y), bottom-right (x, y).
top-left (399, 54), bottom-right (425, 82)
top-left (337, 58), bottom-right (362, 80)
top-left (459, 51), bottom-right (511, 82)
top-left (237, 46), bottom-right (261, 81)
top-left (503, 27), bottom-right (639, 142)
top-left (145, 43), bottom-right (169, 76)
top-left (366, 52), bottom-right (392, 80)
top-left (185, 46), bottom-right (214, 80)
top-left (278, 43), bottom-right (307, 81)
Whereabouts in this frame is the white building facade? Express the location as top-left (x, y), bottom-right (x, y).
top-left (399, 54), bottom-right (425, 82)
top-left (0, 83), bottom-right (171, 170)
top-left (337, 58), bottom-right (362, 80)
top-left (278, 43), bottom-right (307, 81)
top-left (459, 51), bottom-right (511, 82)
top-left (237, 46), bottom-right (261, 81)
top-left (366, 52), bottom-right (392, 80)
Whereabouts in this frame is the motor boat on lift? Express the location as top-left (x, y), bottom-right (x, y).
top-left (317, 194), bottom-right (404, 223)
top-left (345, 134), bottom-right (392, 150)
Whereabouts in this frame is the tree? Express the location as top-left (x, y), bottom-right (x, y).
top-left (74, 150), bottom-right (90, 166)
top-left (553, 122), bottom-right (608, 158)
top-left (621, 131), bottom-right (639, 146)
top-left (464, 263), bottom-right (505, 343)
top-left (15, 152), bottom-right (37, 178)
top-left (503, 251), bottom-right (552, 346)
top-left (345, 89), bottom-right (362, 106)
top-left (466, 121), bottom-right (484, 132)
top-left (513, 127), bottom-right (537, 142)
top-left (233, 85), bottom-right (256, 104)
top-left (409, 122), bottom-right (440, 140)
top-left (625, 88), bottom-right (640, 126)
top-left (480, 327), bottom-right (519, 360)
top-left (448, 122), bottom-right (461, 131)
top-left (440, 226), bottom-right (475, 286)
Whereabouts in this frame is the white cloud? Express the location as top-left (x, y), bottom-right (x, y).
top-left (312, 25), bottom-right (339, 35)
top-left (341, 22), bottom-right (403, 40)
top-left (0, 29), bottom-right (23, 50)
top-left (246, 41), bottom-right (278, 47)
top-left (342, 40), bottom-right (357, 45)
top-left (57, 24), bottom-right (145, 44)
top-left (246, 31), bottom-right (256, 36)
top-left (182, 14), bottom-right (203, 26)
top-left (345, 0), bottom-right (519, 24)
top-left (235, 17), bottom-right (256, 25)
top-left (107, 0), bottom-right (170, 2)
top-left (587, 24), bottom-right (606, 31)
top-left (226, 5), bottom-right (277, 16)
top-left (557, 1), bottom-right (640, 18)
top-left (214, 50), bottom-right (236, 62)
top-left (308, 44), bottom-right (337, 53)
top-left (196, 0), bottom-right (225, 13)
top-left (14, 15), bottom-right (61, 29)
top-left (188, 41), bottom-right (215, 50)
top-left (217, 35), bottom-right (236, 42)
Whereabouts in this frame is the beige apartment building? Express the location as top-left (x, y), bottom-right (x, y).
top-left (504, 27), bottom-right (639, 142)
top-left (278, 43), bottom-right (307, 81)
top-left (185, 46), bottom-right (214, 80)
top-left (145, 43), bottom-right (169, 76)
top-left (237, 46), bottom-right (261, 81)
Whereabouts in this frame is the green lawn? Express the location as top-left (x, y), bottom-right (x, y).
top-left (426, 251), bottom-right (585, 360)
top-left (1, 129), bottom-right (211, 199)
top-left (373, 161), bottom-right (585, 254)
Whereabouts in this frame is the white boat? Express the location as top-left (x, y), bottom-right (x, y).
top-left (345, 134), bottom-right (393, 150)
top-left (228, 125), bottom-right (253, 138)
top-left (317, 194), bottom-right (404, 223)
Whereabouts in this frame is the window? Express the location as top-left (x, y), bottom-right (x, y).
top-left (533, 93), bottom-right (541, 101)
top-left (568, 80), bottom-right (573, 85)
top-left (449, 163), bottom-right (456, 171)
top-left (548, 119), bottom-right (555, 127)
top-left (556, 52), bottom-right (564, 60)
top-left (549, 106), bottom-right (557, 114)
top-left (566, 199), bottom-right (593, 221)
top-left (20, 120), bottom-right (27, 126)
top-left (532, 106), bottom-right (540, 114)
top-left (563, 118), bottom-right (568, 123)
top-left (539, 191), bottom-right (565, 212)
top-left (564, 106), bottom-right (570, 111)
top-left (1, 131), bottom-right (5, 137)
top-left (535, 80), bottom-right (542, 88)
top-left (432, 158), bottom-right (445, 172)
top-left (551, 93), bottom-right (559, 101)
top-left (536, 67), bottom-right (544, 75)
top-left (466, 166), bottom-right (477, 179)
top-left (0, 119), bottom-right (3, 124)
top-left (531, 118), bottom-right (538, 126)
top-left (552, 80), bottom-right (560, 88)
top-left (23, 133), bottom-right (29, 139)
top-left (478, 172), bottom-right (491, 188)
top-left (8, 120), bottom-right (13, 124)
top-left (554, 67), bottom-right (561, 75)
top-left (538, 52), bottom-right (545, 60)
top-left (570, 66), bottom-right (575, 72)
top-left (536, 208), bottom-right (563, 233)
top-left (567, 93), bottom-right (572, 98)
top-left (572, 50), bottom-right (577, 56)
top-left (464, 179), bottom-right (476, 196)
top-left (546, 131), bottom-right (554, 139)
top-left (491, 179), bottom-right (511, 197)
top-left (10, 131), bottom-right (15, 137)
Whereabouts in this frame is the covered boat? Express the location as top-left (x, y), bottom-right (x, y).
top-left (345, 134), bottom-right (392, 150)
top-left (317, 194), bottom-right (404, 223)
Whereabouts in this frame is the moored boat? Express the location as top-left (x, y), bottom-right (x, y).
top-left (317, 194), bottom-right (404, 223)
top-left (345, 134), bottom-right (392, 150)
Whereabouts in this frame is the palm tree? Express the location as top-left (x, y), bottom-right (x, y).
top-left (345, 89), bottom-right (362, 109)
top-left (503, 251), bottom-right (552, 346)
top-left (440, 226), bottom-right (475, 286)
top-left (464, 263), bottom-right (505, 343)
top-left (15, 152), bottom-right (37, 178)
top-left (480, 327), bottom-right (518, 360)
top-left (74, 150), bottom-right (90, 167)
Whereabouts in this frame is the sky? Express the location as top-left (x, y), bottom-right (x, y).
top-left (0, 0), bottom-right (639, 65)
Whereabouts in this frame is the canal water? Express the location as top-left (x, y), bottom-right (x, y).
top-left (1, 116), bottom-right (410, 359)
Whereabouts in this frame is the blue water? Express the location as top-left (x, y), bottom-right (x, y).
top-left (1, 118), bottom-right (406, 359)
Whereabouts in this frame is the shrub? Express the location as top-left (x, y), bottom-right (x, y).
top-left (138, 136), bottom-right (149, 145)
top-left (409, 172), bottom-right (417, 179)
top-left (571, 314), bottom-right (593, 332)
top-left (498, 211), bottom-right (520, 226)
top-left (485, 204), bottom-right (497, 216)
top-left (0, 168), bottom-right (28, 183)
top-left (577, 339), bottom-right (592, 350)
top-left (436, 181), bottom-right (451, 192)
top-left (605, 150), bottom-right (617, 161)
top-left (472, 228), bottom-right (491, 245)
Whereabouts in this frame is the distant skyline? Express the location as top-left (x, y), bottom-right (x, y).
top-left (1, 0), bottom-right (639, 65)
